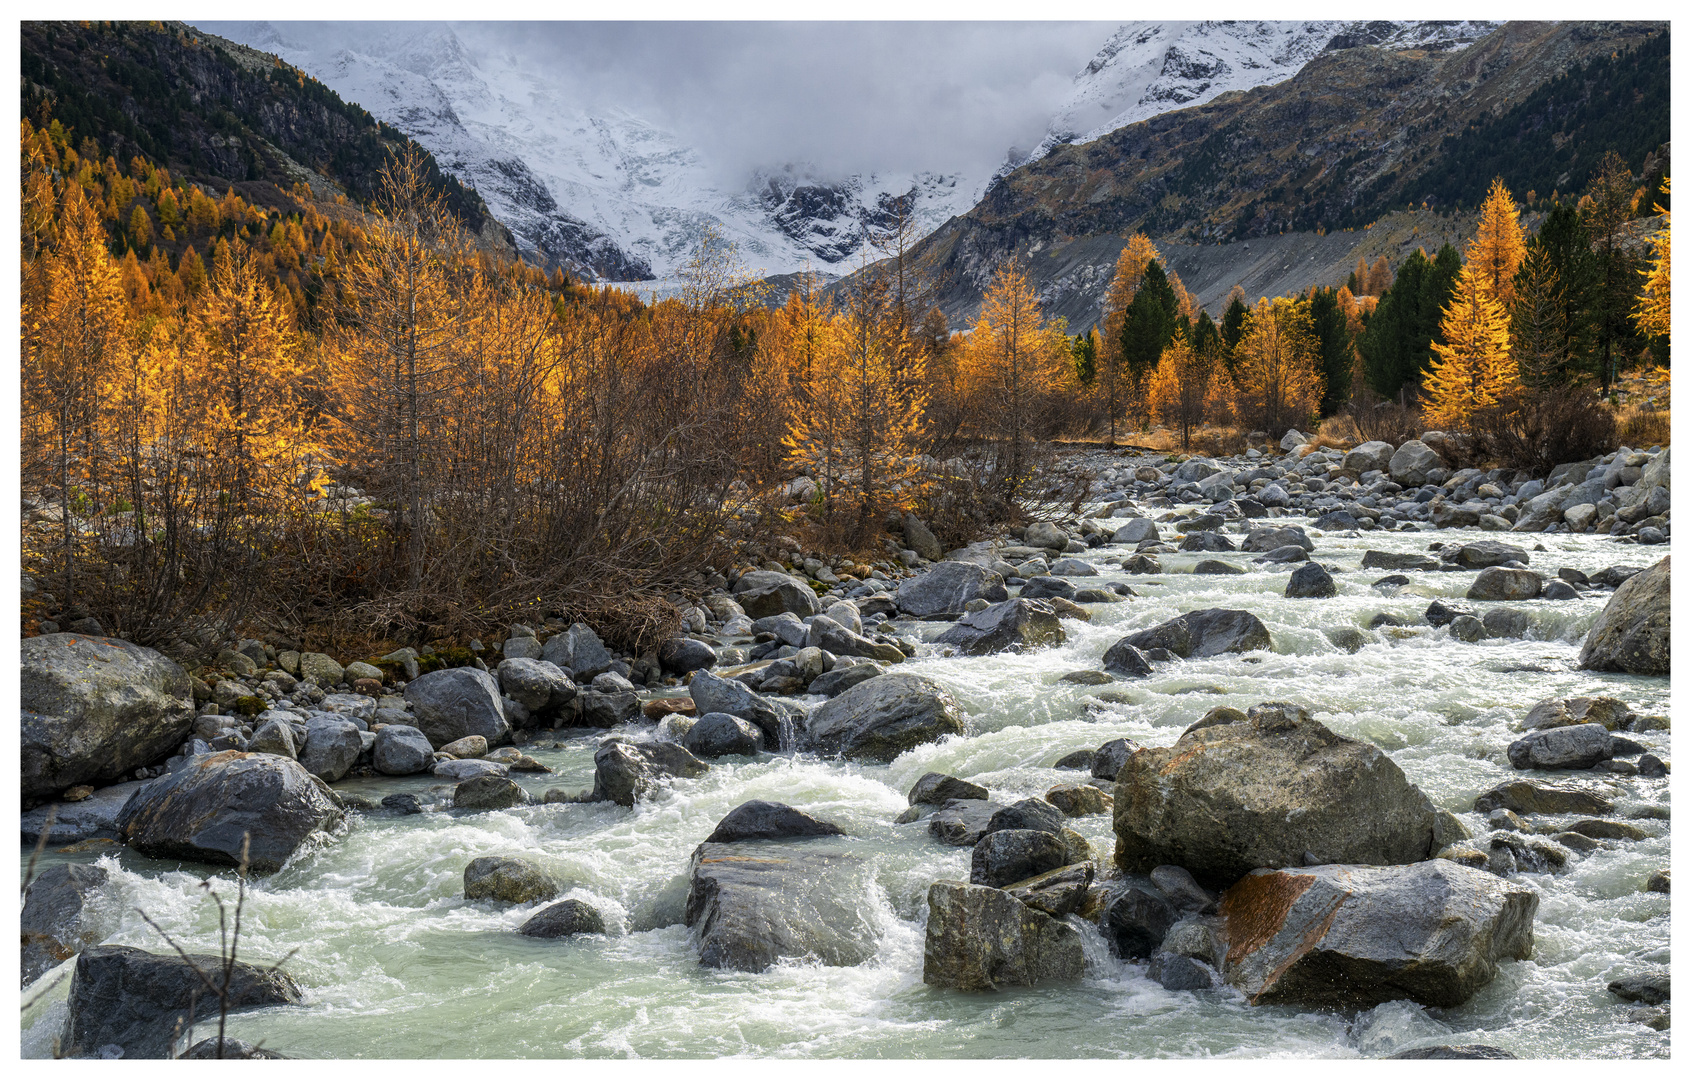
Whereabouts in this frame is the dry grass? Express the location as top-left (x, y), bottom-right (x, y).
top-left (1616, 405), bottom-right (1671, 447)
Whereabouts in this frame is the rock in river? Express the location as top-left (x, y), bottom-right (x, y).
top-left (464, 856), bottom-right (560, 904)
top-left (519, 899), bottom-right (606, 938)
top-left (591, 738), bottom-right (709, 806)
top-left (60, 944), bottom-right (301, 1059)
top-left (684, 842), bottom-right (878, 972)
top-left (21, 633), bottom-right (194, 806)
top-left (1216, 862), bottom-right (1538, 1008)
top-left (1472, 778), bottom-right (1615, 816)
top-left (1467, 567), bottom-right (1542, 601)
top-left (404, 666), bottom-right (510, 749)
top-left (895, 561), bottom-right (1005, 618)
top-left (1579, 555), bottom-right (1670, 676)
top-left (970, 828), bottom-right (1068, 888)
top-left (1285, 562), bottom-right (1336, 599)
top-left (21, 863), bottom-right (119, 988)
top-left (1507, 724), bottom-right (1615, 771)
top-left (703, 800), bottom-right (844, 843)
top-left (683, 712), bottom-right (766, 758)
top-left (116, 751), bottom-right (344, 872)
top-left (935, 598), bottom-right (1065, 655)
top-left (922, 880), bottom-right (1085, 991)
top-left (687, 669), bottom-right (787, 747)
top-left (372, 724), bottom-right (434, 776)
top-left (1110, 608), bottom-right (1272, 659)
top-left (1113, 702), bottom-right (1437, 886)
top-left (908, 772), bottom-right (989, 805)
top-left (805, 673), bottom-right (964, 762)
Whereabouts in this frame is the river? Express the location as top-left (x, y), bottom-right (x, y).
top-left (20, 519), bottom-right (1671, 1059)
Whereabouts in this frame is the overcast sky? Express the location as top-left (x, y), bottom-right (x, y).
top-left (203, 20), bottom-right (1118, 180)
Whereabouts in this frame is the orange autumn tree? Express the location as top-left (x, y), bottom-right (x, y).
top-left (1636, 176), bottom-right (1671, 338)
top-left (1146, 327), bottom-right (1227, 448)
top-left (1468, 177), bottom-right (1528, 310)
top-left (1231, 297), bottom-right (1322, 436)
top-left (1096, 233), bottom-right (1162, 442)
top-left (1423, 264), bottom-right (1516, 429)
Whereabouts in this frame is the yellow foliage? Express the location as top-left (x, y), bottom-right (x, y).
top-left (1423, 264), bottom-right (1516, 430)
top-left (1230, 297), bottom-right (1322, 435)
top-left (1636, 177), bottom-right (1670, 338)
top-left (1467, 177), bottom-right (1527, 310)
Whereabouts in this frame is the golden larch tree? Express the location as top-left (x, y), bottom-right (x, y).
top-left (958, 259), bottom-right (1071, 491)
top-left (1423, 264), bottom-right (1516, 429)
top-left (1468, 177), bottom-right (1528, 309)
top-left (1146, 329), bottom-right (1227, 448)
top-left (1636, 176), bottom-right (1670, 338)
top-left (1231, 296), bottom-right (1322, 435)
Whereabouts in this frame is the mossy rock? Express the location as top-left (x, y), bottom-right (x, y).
top-left (234, 695), bottom-right (266, 718)
top-left (434, 646), bottom-right (476, 669)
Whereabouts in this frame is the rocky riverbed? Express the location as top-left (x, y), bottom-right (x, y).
top-left (20, 434), bottom-right (1671, 1059)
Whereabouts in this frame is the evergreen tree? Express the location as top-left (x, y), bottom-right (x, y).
top-left (1219, 288), bottom-right (1249, 361)
top-left (1119, 260), bottom-right (1179, 416)
top-left (1192, 309), bottom-right (1222, 359)
top-left (1306, 287), bottom-right (1354, 417)
top-left (1582, 151), bottom-right (1645, 394)
top-left (1528, 202), bottom-right (1598, 382)
top-left (1510, 243), bottom-right (1577, 389)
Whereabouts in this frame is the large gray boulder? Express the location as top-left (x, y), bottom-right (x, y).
top-left (371, 724), bottom-right (434, 776)
top-left (902, 513), bottom-right (943, 561)
top-left (1467, 567), bottom-right (1542, 601)
top-left (1217, 862), bottom-right (1537, 1008)
top-left (1110, 518), bottom-right (1160, 545)
top-left (1344, 441), bottom-right (1396, 474)
top-left (1580, 556), bottom-right (1669, 676)
top-left (1361, 550), bottom-right (1440, 572)
top-left (1507, 724), bottom-right (1615, 771)
top-left (539, 622), bottom-right (616, 680)
top-left (463, 856), bottom-right (559, 904)
top-left (895, 561), bottom-right (1005, 619)
top-left (908, 772), bottom-right (989, 805)
top-left (299, 715), bottom-right (362, 783)
top-left (1242, 527), bottom-right (1313, 554)
top-left (495, 658), bottom-right (577, 715)
top-left (519, 899), bottom-right (605, 938)
top-left (590, 738), bottom-right (709, 806)
top-left (1285, 563), bottom-right (1336, 599)
top-left (685, 843), bottom-right (878, 971)
top-left (1114, 703), bottom-right (1437, 886)
top-left (1111, 608), bottom-right (1272, 659)
top-left (805, 673), bottom-right (965, 762)
top-left (116, 751), bottom-right (344, 872)
top-left (732, 571), bottom-right (821, 619)
top-left (1442, 541), bottom-right (1529, 570)
top-left (1389, 440), bottom-right (1446, 485)
top-left (21, 634), bottom-right (194, 806)
top-left (1472, 778), bottom-right (1616, 816)
top-left (813, 621), bottom-right (906, 663)
top-left (687, 669), bottom-right (787, 747)
top-left (682, 712), bottom-right (766, 758)
top-left (970, 829), bottom-right (1068, 888)
top-left (657, 637), bottom-right (718, 676)
top-left (935, 598), bottom-right (1065, 655)
top-left (59, 944), bottom-right (301, 1059)
top-left (21, 864), bottom-right (119, 987)
top-left (403, 667), bottom-right (510, 749)
top-left (703, 800), bottom-right (843, 843)
top-left (922, 880), bottom-right (1085, 991)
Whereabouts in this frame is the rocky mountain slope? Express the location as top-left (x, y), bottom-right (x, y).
top-left (914, 21), bottom-right (1668, 329)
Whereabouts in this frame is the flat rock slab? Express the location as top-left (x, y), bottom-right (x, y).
top-left (21, 780), bottom-right (145, 845)
top-left (929, 799), bottom-right (1008, 846)
top-left (684, 843), bottom-right (879, 972)
top-left (1218, 862), bottom-right (1538, 1009)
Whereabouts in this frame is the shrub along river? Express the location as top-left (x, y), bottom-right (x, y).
top-left (20, 521), bottom-right (1670, 1059)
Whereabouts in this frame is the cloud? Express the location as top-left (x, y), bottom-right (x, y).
top-left (204, 20), bottom-right (1114, 183)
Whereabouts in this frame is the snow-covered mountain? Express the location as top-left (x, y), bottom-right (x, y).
top-left (997, 20), bottom-right (1500, 183)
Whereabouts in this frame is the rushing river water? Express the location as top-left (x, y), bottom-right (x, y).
top-left (20, 520), bottom-right (1671, 1059)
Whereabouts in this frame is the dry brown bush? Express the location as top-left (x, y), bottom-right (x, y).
top-left (1469, 388), bottom-right (1619, 475)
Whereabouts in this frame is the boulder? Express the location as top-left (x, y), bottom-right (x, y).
top-left (687, 669), bottom-right (787, 747)
top-left (1092, 737), bottom-right (1141, 781)
top-left (922, 881), bottom-right (1085, 991)
top-left (1045, 783), bottom-right (1111, 817)
top-left (1344, 441), bottom-right (1396, 474)
top-left (21, 634), bottom-right (194, 805)
top-left (908, 772), bottom-right (989, 806)
top-left (21, 863), bottom-right (118, 988)
top-left (371, 724), bottom-right (434, 776)
top-left (590, 738), bottom-right (709, 806)
top-left (1019, 575), bottom-right (1078, 600)
top-left (1608, 972), bottom-right (1671, 1005)
top-left (1003, 863), bottom-right (1094, 918)
top-left (928, 799), bottom-right (1007, 846)
top-left (404, 667), bottom-right (509, 749)
top-left (1121, 554), bottom-right (1162, 574)
top-left (1111, 518), bottom-right (1160, 545)
top-left (1255, 544), bottom-right (1309, 564)
top-left (1472, 779), bottom-right (1615, 816)
top-left (1242, 526), bottom-right (1313, 554)
top-left (902, 514), bottom-right (943, 561)
top-left (985, 797), bottom-right (1066, 838)
top-left (495, 658), bottom-right (577, 714)
top-left (180, 1037), bottom-right (287, 1059)
top-left (971, 828), bottom-right (1068, 888)
top-left (59, 944), bottom-right (301, 1059)
top-left (575, 689), bottom-right (642, 727)
top-left (805, 673), bottom-right (964, 762)
top-left (1442, 541), bottom-right (1529, 570)
top-left (518, 899), bottom-right (605, 938)
top-left (1520, 695), bottom-right (1635, 732)
top-left (703, 800), bottom-right (843, 843)
top-left (539, 622), bottom-right (616, 679)
top-left (116, 751), bottom-right (343, 872)
top-left (454, 775), bottom-right (527, 810)
top-left (814, 623), bottom-right (906, 664)
top-left (895, 561), bottom-right (1005, 618)
top-left (657, 637), bottom-right (718, 676)
top-left (732, 571), bottom-right (821, 619)
top-left (435, 758), bottom-right (507, 782)
top-left (1579, 556), bottom-right (1669, 676)
top-left (1216, 862), bottom-right (1537, 1008)
top-left (1025, 522), bottom-right (1069, 550)
top-left (1113, 703), bottom-right (1437, 886)
top-left (808, 662), bottom-right (884, 698)
top-left (1103, 885), bottom-right (1177, 958)
top-left (1111, 608), bottom-right (1272, 659)
top-left (299, 715), bottom-right (362, 783)
top-left (463, 856), bottom-right (559, 904)
top-left (1466, 567), bottom-right (1542, 601)
top-left (20, 781), bottom-right (144, 846)
top-left (440, 735), bottom-right (489, 758)
top-left (684, 843), bottom-right (878, 972)
top-left (682, 712), bottom-right (765, 758)
top-left (1506, 724), bottom-right (1615, 771)
top-left (1389, 440), bottom-right (1446, 485)
top-left (935, 598), bottom-right (1065, 655)
top-left (1285, 563), bottom-right (1336, 599)
top-left (1361, 550), bottom-right (1440, 572)
top-left (1101, 639), bottom-right (1153, 677)
top-left (249, 718), bottom-right (297, 759)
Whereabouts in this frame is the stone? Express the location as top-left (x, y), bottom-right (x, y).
top-left (685, 843), bottom-right (877, 972)
top-left (1092, 737), bottom-right (1141, 781)
top-left (575, 689), bottom-right (643, 727)
top-left (116, 751), bottom-right (343, 872)
top-left (180, 1037), bottom-right (287, 1059)
top-left (463, 856), bottom-right (559, 904)
top-left (703, 800), bottom-right (843, 843)
top-left (808, 662), bottom-right (884, 698)
top-left (1285, 562), bottom-right (1336, 599)
top-left (970, 828), bottom-right (1068, 888)
top-left (683, 712), bottom-right (766, 757)
top-left (908, 772), bottom-right (989, 805)
top-left (454, 775), bottom-right (527, 810)
top-left (985, 797), bottom-right (1065, 838)
top-left (1020, 575), bottom-right (1079, 600)
top-left (1111, 518), bottom-right (1160, 545)
top-left (1566, 818), bottom-right (1648, 841)
top-left (1111, 608), bottom-right (1272, 659)
top-left (1121, 554), bottom-right (1162, 574)
top-left (540, 622), bottom-right (617, 679)
top-left (902, 514), bottom-right (943, 561)
top-left (1472, 779), bottom-right (1614, 816)
top-left (1507, 724), bottom-right (1614, 771)
top-left (805, 673), bottom-right (964, 762)
top-left (922, 881), bottom-right (1084, 991)
top-left (496, 658), bottom-right (577, 715)
top-left (1218, 861), bottom-right (1537, 1008)
top-left (813, 622), bottom-right (906, 664)
top-left (935, 598), bottom-right (1065, 655)
top-left (1149, 952), bottom-right (1219, 991)
top-left (1345, 441), bottom-right (1396, 474)
top-left (1099, 639), bottom-right (1154, 678)
top-left (21, 634), bottom-right (194, 805)
top-left (1361, 550), bottom-right (1440, 572)
top-left (1002, 862), bottom-right (1094, 918)
top-left (1103, 885), bottom-right (1177, 958)
top-left (59, 944), bottom-right (301, 1059)
top-left (1059, 668), bottom-right (1114, 684)
top-left (687, 669), bottom-right (787, 747)
top-left (1024, 522), bottom-right (1069, 550)
top-left (519, 899), bottom-right (605, 938)
top-left (382, 793), bottom-right (424, 815)
top-left (21, 864), bottom-right (118, 987)
top-left (1387, 1046), bottom-right (1518, 1060)
top-left (21, 781), bottom-right (144, 846)
top-left (1425, 600), bottom-right (1471, 627)
top-left (1114, 703), bottom-right (1437, 886)
top-left (590, 738), bottom-right (709, 806)
top-left (404, 667), bottom-right (509, 749)
top-left (928, 799), bottom-right (1007, 846)
top-left (1389, 440), bottom-right (1446, 485)
top-left (1242, 526), bottom-right (1314, 554)
top-left (1645, 869), bottom-right (1670, 893)
top-left (1442, 541), bottom-right (1529, 570)
top-left (1608, 972), bottom-right (1670, 1005)
top-left (1045, 783), bottom-right (1111, 817)
top-left (371, 724), bottom-right (434, 776)
top-left (894, 561), bottom-right (1006, 618)
top-left (249, 717), bottom-right (297, 760)
top-left (297, 651), bottom-right (344, 686)
top-left (1580, 556), bottom-right (1670, 676)
top-left (299, 715), bottom-right (362, 782)
top-left (1466, 566), bottom-right (1542, 601)
top-left (1053, 749), bottom-right (1095, 770)
top-left (439, 735), bottom-right (489, 758)
top-left (1191, 559), bottom-right (1245, 575)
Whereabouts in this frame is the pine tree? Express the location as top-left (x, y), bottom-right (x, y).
top-left (1510, 243), bottom-right (1575, 389)
top-left (1582, 151), bottom-right (1645, 395)
top-left (1219, 287), bottom-right (1249, 361)
top-left (1306, 286), bottom-right (1354, 417)
top-left (1423, 264), bottom-right (1515, 430)
top-left (1096, 233), bottom-right (1162, 444)
top-left (1118, 260), bottom-right (1179, 426)
top-left (1468, 177), bottom-right (1528, 310)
